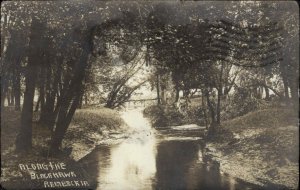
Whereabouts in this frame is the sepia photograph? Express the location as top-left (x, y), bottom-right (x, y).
top-left (1, 1), bottom-right (299, 190)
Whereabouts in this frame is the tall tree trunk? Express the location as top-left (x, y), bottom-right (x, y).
top-left (280, 62), bottom-right (289, 102)
top-left (34, 95), bottom-right (41, 112)
top-left (49, 89), bottom-right (82, 154)
top-left (216, 88), bottom-right (222, 125)
top-left (39, 64), bottom-right (48, 123)
top-left (10, 87), bottom-right (15, 106)
top-left (15, 19), bottom-right (45, 152)
top-left (290, 79), bottom-right (298, 110)
top-left (14, 71), bottom-right (21, 111)
top-left (1, 77), bottom-right (7, 109)
top-left (49, 33), bottom-right (92, 154)
top-left (2, 33), bottom-right (13, 108)
top-left (39, 60), bottom-right (52, 126)
top-left (49, 75), bottom-right (86, 154)
top-left (205, 89), bottom-right (217, 136)
top-left (14, 49), bottom-right (23, 111)
top-left (16, 72), bottom-right (37, 152)
top-left (255, 87), bottom-right (261, 99)
top-left (78, 93), bottom-right (83, 109)
top-left (201, 90), bottom-right (208, 129)
top-left (5, 30), bottom-right (25, 111)
top-left (216, 62), bottom-right (224, 125)
top-left (290, 85), bottom-right (298, 101)
top-left (156, 73), bottom-right (161, 105)
top-left (84, 92), bottom-right (88, 105)
top-left (265, 86), bottom-right (270, 100)
top-left (7, 88), bottom-right (12, 106)
top-left (161, 88), bottom-right (165, 104)
top-left (40, 66), bottom-right (46, 113)
top-left (40, 57), bottom-right (62, 129)
top-left (175, 87), bottom-right (180, 103)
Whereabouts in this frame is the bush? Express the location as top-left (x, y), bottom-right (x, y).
top-left (165, 107), bottom-right (185, 125)
top-left (222, 90), bottom-right (260, 120)
top-left (185, 106), bottom-right (207, 126)
top-left (143, 105), bottom-right (168, 128)
top-left (143, 104), bottom-right (203, 128)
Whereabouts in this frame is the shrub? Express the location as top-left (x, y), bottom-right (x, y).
top-left (143, 104), bottom-right (203, 128)
top-left (143, 105), bottom-right (168, 128)
top-left (186, 106), bottom-right (207, 126)
top-left (222, 90), bottom-right (260, 120)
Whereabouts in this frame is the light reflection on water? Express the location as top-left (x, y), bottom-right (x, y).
top-left (98, 108), bottom-right (157, 190)
top-left (80, 108), bottom-right (263, 190)
top-left (98, 136), bottom-right (157, 190)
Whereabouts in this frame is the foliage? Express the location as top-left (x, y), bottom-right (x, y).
top-left (1, 1), bottom-right (298, 152)
top-left (89, 52), bottom-right (150, 109)
top-left (143, 105), bottom-right (168, 128)
top-left (222, 89), bottom-right (260, 120)
top-left (185, 106), bottom-right (207, 126)
top-left (143, 104), bottom-right (205, 128)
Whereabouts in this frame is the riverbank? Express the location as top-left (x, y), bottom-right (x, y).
top-left (143, 103), bottom-right (299, 189)
top-left (63, 107), bottom-right (130, 160)
top-left (205, 108), bottom-right (299, 189)
top-left (1, 106), bottom-right (129, 188)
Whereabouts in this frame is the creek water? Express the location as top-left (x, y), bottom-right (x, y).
top-left (79, 108), bottom-right (262, 190)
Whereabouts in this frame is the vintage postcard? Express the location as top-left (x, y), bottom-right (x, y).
top-left (1, 1), bottom-right (299, 190)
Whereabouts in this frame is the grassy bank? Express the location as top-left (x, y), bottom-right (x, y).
top-left (64, 107), bottom-right (129, 160)
top-left (206, 108), bottom-right (299, 189)
top-left (1, 106), bottom-right (128, 187)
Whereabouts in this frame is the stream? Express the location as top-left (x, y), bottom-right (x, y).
top-left (79, 108), bottom-right (263, 190)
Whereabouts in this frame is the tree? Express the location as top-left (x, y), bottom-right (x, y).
top-left (16, 18), bottom-right (46, 152)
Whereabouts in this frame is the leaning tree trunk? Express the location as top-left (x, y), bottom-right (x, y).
top-left (46, 69), bottom-right (65, 131)
top-left (15, 19), bottom-right (45, 152)
top-left (49, 53), bottom-right (90, 155)
top-left (40, 56), bottom-right (62, 129)
top-left (49, 28), bottom-right (93, 154)
top-left (49, 87), bottom-right (82, 154)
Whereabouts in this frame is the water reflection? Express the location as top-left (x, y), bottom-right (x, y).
top-left (121, 108), bottom-right (152, 131)
top-left (154, 140), bottom-right (199, 189)
top-left (98, 135), bottom-right (157, 190)
top-left (79, 109), bottom-right (263, 190)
